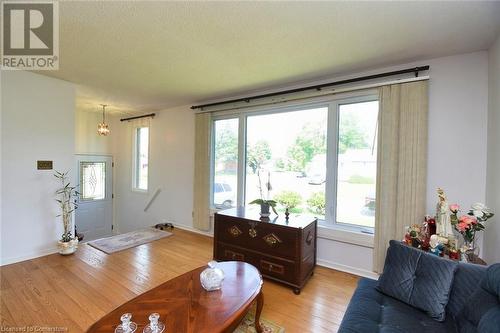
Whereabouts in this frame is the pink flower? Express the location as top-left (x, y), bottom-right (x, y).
top-left (457, 222), bottom-right (469, 232)
top-left (449, 204), bottom-right (460, 213)
top-left (459, 215), bottom-right (477, 225)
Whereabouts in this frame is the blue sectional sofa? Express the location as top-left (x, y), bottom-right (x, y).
top-left (339, 240), bottom-right (500, 333)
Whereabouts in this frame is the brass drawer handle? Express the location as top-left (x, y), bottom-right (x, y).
top-left (228, 225), bottom-right (242, 237)
top-left (263, 233), bottom-right (282, 247)
top-left (249, 227), bottom-right (257, 238)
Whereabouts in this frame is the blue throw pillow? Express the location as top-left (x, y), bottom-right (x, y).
top-left (482, 264), bottom-right (500, 299)
top-left (377, 240), bottom-right (458, 321)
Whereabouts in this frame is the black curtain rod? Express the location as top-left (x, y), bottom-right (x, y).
top-left (120, 113), bottom-right (156, 122)
top-left (191, 65), bottom-right (430, 110)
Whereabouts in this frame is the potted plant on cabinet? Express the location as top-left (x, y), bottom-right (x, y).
top-left (249, 170), bottom-right (278, 218)
top-left (54, 170), bottom-right (79, 255)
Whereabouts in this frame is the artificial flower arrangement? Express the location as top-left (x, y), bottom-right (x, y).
top-left (449, 203), bottom-right (495, 250)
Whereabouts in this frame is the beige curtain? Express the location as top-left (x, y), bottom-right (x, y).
top-left (193, 113), bottom-right (212, 231)
top-left (373, 81), bottom-right (429, 273)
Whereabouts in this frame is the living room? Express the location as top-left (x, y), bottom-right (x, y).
top-left (1, 1), bottom-right (500, 332)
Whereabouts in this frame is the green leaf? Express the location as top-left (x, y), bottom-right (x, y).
top-left (249, 199), bottom-right (265, 205)
top-left (266, 200), bottom-right (277, 207)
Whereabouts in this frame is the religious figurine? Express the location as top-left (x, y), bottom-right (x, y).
top-left (436, 188), bottom-right (454, 237)
top-left (429, 234), bottom-right (441, 256)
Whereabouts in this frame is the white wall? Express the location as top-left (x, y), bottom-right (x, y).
top-left (112, 51), bottom-right (490, 276)
top-left (426, 52), bottom-right (488, 213)
top-left (1, 71), bottom-right (75, 265)
top-left (75, 108), bottom-right (115, 155)
top-left (485, 34), bottom-right (500, 264)
top-left (113, 106), bottom-right (195, 233)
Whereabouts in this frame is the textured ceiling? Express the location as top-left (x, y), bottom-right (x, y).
top-left (39, 1), bottom-right (500, 113)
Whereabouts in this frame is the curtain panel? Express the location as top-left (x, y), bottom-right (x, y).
top-left (373, 80), bottom-right (429, 273)
top-left (193, 113), bottom-right (212, 231)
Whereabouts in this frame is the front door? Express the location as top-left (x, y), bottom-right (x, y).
top-left (75, 155), bottom-right (113, 242)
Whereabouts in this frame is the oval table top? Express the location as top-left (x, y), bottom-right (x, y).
top-left (86, 261), bottom-right (263, 333)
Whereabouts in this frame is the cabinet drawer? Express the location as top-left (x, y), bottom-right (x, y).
top-left (223, 248), bottom-right (245, 261)
top-left (259, 256), bottom-right (296, 283)
top-left (215, 243), bottom-right (247, 262)
top-left (261, 259), bottom-right (285, 275)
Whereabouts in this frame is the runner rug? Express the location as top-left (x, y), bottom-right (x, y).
top-left (88, 228), bottom-right (172, 254)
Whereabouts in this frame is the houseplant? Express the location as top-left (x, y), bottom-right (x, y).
top-left (54, 170), bottom-right (79, 255)
top-left (449, 202), bottom-right (494, 256)
top-left (249, 170), bottom-right (278, 218)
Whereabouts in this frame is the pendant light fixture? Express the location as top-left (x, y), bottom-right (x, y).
top-left (97, 104), bottom-right (110, 136)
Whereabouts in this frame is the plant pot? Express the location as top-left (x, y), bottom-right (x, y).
top-left (58, 238), bottom-right (78, 255)
top-left (260, 203), bottom-right (270, 218)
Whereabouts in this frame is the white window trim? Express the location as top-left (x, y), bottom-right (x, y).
top-left (132, 126), bottom-right (150, 193)
top-left (211, 90), bottom-right (378, 246)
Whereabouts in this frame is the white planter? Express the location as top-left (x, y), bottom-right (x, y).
top-left (58, 238), bottom-right (78, 255)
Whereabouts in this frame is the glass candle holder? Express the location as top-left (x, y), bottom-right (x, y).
top-left (115, 313), bottom-right (137, 333)
top-left (143, 313), bottom-right (165, 333)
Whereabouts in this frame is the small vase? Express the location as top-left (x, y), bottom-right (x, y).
top-left (460, 238), bottom-right (479, 262)
top-left (58, 238), bottom-right (78, 255)
top-left (260, 203), bottom-right (270, 218)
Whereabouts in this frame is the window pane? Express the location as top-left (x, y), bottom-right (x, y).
top-left (213, 119), bottom-right (238, 208)
top-left (336, 101), bottom-right (378, 228)
top-left (80, 162), bottom-right (105, 200)
top-left (135, 127), bottom-right (149, 190)
top-left (246, 108), bottom-right (327, 219)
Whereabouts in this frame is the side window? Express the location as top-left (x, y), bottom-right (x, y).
top-left (212, 119), bottom-right (238, 209)
top-left (133, 127), bottom-right (149, 191)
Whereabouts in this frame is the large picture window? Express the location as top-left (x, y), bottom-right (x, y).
top-left (245, 108), bottom-right (327, 218)
top-left (211, 95), bottom-right (378, 230)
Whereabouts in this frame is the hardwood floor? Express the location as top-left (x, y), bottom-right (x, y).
top-left (0, 229), bottom-right (359, 332)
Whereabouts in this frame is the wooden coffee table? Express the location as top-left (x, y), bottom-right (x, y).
top-left (87, 261), bottom-right (264, 333)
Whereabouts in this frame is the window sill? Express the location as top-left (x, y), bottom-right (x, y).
top-left (131, 188), bottom-right (148, 194)
top-left (317, 222), bottom-right (374, 248)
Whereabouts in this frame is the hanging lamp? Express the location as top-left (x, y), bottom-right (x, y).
top-left (97, 104), bottom-right (110, 136)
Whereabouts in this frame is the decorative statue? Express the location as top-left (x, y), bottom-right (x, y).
top-left (429, 234), bottom-right (441, 256)
top-left (436, 188), bottom-right (454, 237)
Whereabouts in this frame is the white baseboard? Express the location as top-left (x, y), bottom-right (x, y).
top-left (0, 246), bottom-right (58, 266)
top-left (317, 258), bottom-right (379, 280)
top-left (173, 223), bottom-right (214, 237)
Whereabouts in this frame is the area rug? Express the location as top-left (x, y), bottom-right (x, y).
top-left (234, 311), bottom-right (285, 333)
top-left (87, 228), bottom-right (172, 254)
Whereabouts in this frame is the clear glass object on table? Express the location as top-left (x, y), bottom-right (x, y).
top-left (200, 260), bottom-right (225, 291)
top-left (115, 313), bottom-right (137, 333)
top-left (143, 313), bottom-right (165, 333)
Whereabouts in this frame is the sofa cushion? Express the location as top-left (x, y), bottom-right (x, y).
top-left (447, 262), bottom-right (487, 319)
top-left (339, 278), bottom-right (458, 333)
top-left (482, 264), bottom-right (500, 298)
top-left (377, 240), bottom-right (458, 321)
top-left (456, 287), bottom-right (498, 330)
top-left (477, 306), bottom-right (500, 333)
top-left (455, 264), bottom-right (500, 332)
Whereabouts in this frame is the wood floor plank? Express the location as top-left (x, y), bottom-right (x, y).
top-left (0, 229), bottom-right (358, 332)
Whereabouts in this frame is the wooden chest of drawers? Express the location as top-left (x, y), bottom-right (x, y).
top-left (214, 207), bottom-right (317, 294)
